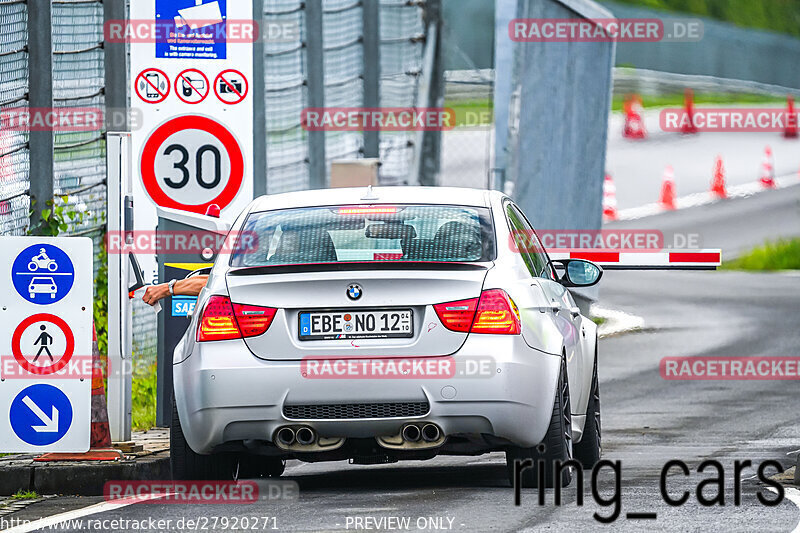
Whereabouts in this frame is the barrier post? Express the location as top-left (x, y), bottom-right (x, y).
top-left (106, 133), bottom-right (134, 442)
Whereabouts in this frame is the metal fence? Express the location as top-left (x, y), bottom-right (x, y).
top-left (0, 1), bottom-right (107, 244)
top-left (378, 0), bottom-right (425, 182)
top-left (0, 0), bottom-right (29, 236)
top-left (53, 0), bottom-right (107, 256)
top-left (263, 0), bottom-right (427, 192)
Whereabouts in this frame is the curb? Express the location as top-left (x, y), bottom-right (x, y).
top-left (0, 452), bottom-right (169, 496)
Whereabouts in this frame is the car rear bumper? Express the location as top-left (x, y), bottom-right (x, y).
top-left (173, 334), bottom-right (561, 455)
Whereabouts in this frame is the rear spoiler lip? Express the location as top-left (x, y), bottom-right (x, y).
top-left (228, 261), bottom-right (491, 276)
top-left (548, 249), bottom-right (722, 270)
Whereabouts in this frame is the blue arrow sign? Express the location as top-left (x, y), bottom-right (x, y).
top-left (9, 384), bottom-right (73, 446)
top-left (11, 243), bottom-right (75, 304)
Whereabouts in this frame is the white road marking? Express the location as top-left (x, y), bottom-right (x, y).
top-left (768, 487), bottom-right (800, 533)
top-left (617, 175), bottom-right (799, 221)
top-left (2, 493), bottom-right (165, 533)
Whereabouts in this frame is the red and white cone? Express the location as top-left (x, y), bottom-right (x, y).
top-left (681, 88), bottom-right (698, 134)
top-left (759, 146), bottom-right (776, 189)
top-left (623, 95), bottom-right (647, 140)
top-left (90, 324), bottom-right (112, 449)
top-left (602, 173), bottom-right (618, 221)
top-left (659, 166), bottom-right (677, 210)
top-left (710, 156), bottom-right (727, 199)
top-left (34, 323), bottom-right (121, 462)
top-left (784, 96), bottom-right (798, 139)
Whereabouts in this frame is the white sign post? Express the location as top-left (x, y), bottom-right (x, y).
top-left (0, 237), bottom-right (93, 453)
top-left (130, 0), bottom-right (255, 281)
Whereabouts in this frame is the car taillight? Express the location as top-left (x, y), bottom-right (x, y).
top-left (197, 296), bottom-right (277, 342)
top-left (232, 303), bottom-right (277, 337)
top-left (433, 297), bottom-right (478, 332)
top-left (470, 289), bottom-right (521, 335)
top-left (434, 289), bottom-right (520, 335)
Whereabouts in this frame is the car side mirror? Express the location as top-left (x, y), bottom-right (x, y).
top-left (552, 259), bottom-right (603, 287)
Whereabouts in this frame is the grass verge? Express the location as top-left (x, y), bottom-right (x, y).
top-left (132, 364), bottom-right (157, 431)
top-left (445, 99), bottom-right (493, 127)
top-left (590, 316), bottom-right (607, 326)
top-left (12, 490), bottom-right (39, 500)
top-left (611, 92), bottom-right (786, 111)
top-left (445, 92), bottom-right (786, 127)
top-left (722, 239), bottom-right (800, 271)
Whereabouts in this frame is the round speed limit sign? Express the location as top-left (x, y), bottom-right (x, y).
top-left (140, 115), bottom-right (244, 214)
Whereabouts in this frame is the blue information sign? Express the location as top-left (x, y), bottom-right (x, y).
top-left (11, 243), bottom-right (75, 305)
top-left (9, 384), bottom-right (73, 446)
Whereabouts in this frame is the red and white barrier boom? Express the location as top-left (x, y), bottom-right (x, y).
top-left (549, 249), bottom-right (722, 270)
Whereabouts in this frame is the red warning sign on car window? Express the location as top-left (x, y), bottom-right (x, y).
top-left (214, 69), bottom-right (249, 105)
top-left (140, 115), bottom-right (245, 214)
top-left (175, 68), bottom-right (210, 105)
top-left (11, 314), bottom-right (75, 375)
top-left (135, 68), bottom-right (170, 104)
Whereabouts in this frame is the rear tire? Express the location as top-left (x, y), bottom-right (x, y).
top-left (171, 394), bottom-right (236, 480)
top-left (574, 349), bottom-right (601, 468)
top-left (506, 354), bottom-right (573, 488)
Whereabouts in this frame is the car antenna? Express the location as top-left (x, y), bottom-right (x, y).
top-left (361, 185), bottom-right (379, 201)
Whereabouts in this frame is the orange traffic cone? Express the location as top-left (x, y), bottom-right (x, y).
top-left (785, 96), bottom-right (798, 139)
top-left (623, 95), bottom-right (647, 140)
top-left (34, 323), bottom-right (121, 462)
top-left (602, 173), bottom-right (618, 221)
top-left (681, 88), bottom-right (698, 134)
top-left (659, 166), bottom-right (677, 210)
top-left (710, 156), bottom-right (727, 199)
top-left (91, 323), bottom-right (112, 448)
top-left (759, 146), bottom-right (776, 188)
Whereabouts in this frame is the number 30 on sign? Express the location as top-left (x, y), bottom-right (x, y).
top-left (140, 115), bottom-right (245, 214)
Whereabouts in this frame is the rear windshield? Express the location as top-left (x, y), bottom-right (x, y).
top-left (230, 204), bottom-right (495, 267)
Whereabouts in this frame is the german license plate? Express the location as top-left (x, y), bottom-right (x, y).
top-left (298, 309), bottom-right (413, 340)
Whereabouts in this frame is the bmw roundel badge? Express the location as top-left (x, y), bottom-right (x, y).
top-left (347, 284), bottom-right (362, 301)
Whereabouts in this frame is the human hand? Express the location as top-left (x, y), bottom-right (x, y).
top-left (143, 284), bottom-right (170, 306)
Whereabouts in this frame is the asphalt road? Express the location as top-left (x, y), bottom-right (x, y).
top-left (439, 109), bottom-right (800, 210)
top-left (606, 182), bottom-right (800, 258)
top-left (5, 193), bottom-right (800, 532)
top-left (606, 108), bottom-right (800, 210)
